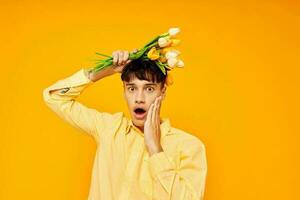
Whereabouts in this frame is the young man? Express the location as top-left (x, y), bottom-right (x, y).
top-left (42, 49), bottom-right (207, 200)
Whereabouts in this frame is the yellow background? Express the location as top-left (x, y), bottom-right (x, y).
top-left (0, 0), bottom-right (299, 199)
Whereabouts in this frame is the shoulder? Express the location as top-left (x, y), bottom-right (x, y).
top-left (94, 110), bottom-right (124, 124)
top-left (169, 126), bottom-right (206, 152)
top-left (94, 111), bottom-right (125, 132)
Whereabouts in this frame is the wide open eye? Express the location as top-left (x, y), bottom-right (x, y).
top-left (127, 87), bottom-right (135, 92)
top-left (146, 87), bottom-right (155, 92)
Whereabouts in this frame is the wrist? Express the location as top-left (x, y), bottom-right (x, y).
top-left (88, 67), bottom-right (116, 82)
top-left (148, 144), bottom-right (163, 156)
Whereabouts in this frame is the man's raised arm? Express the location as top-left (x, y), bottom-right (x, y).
top-left (42, 49), bottom-right (137, 144)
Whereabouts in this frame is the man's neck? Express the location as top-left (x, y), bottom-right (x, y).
top-left (135, 118), bottom-right (163, 134)
top-left (137, 126), bottom-right (144, 133)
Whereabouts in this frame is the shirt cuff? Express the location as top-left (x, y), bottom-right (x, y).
top-left (148, 151), bottom-right (177, 179)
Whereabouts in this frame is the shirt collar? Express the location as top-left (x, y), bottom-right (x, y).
top-left (125, 118), bottom-right (172, 137)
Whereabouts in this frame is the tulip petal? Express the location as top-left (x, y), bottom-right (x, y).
top-left (176, 59), bottom-right (184, 67)
top-left (168, 27), bottom-right (180, 37)
top-left (167, 57), bottom-right (178, 68)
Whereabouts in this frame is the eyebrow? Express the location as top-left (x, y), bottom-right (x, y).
top-left (125, 83), bottom-right (157, 87)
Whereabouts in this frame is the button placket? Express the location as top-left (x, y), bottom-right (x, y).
top-left (118, 137), bottom-right (144, 200)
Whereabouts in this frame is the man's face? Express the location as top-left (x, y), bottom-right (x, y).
top-left (123, 77), bottom-right (166, 130)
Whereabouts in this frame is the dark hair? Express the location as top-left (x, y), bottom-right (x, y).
top-left (121, 59), bottom-right (167, 88)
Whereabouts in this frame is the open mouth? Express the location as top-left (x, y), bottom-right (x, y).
top-left (134, 108), bottom-right (147, 119)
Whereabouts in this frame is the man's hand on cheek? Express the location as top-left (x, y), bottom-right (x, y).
top-left (144, 96), bottom-right (164, 156)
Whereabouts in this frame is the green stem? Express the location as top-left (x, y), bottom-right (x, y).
top-left (95, 52), bottom-right (112, 58)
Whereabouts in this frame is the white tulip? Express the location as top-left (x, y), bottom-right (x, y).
top-left (165, 50), bottom-right (180, 59)
top-left (176, 59), bottom-right (184, 67)
top-left (168, 27), bottom-right (180, 37)
top-left (167, 57), bottom-right (178, 68)
top-left (158, 37), bottom-right (171, 47)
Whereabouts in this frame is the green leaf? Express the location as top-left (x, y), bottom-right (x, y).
top-left (143, 35), bottom-right (159, 48)
top-left (155, 60), bottom-right (166, 75)
top-left (95, 52), bottom-right (112, 58)
top-left (160, 32), bottom-right (169, 37)
top-left (95, 60), bottom-right (106, 64)
top-left (102, 60), bottom-right (113, 68)
top-left (134, 48), bottom-right (148, 59)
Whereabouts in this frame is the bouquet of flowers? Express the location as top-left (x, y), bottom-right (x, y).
top-left (90, 27), bottom-right (184, 85)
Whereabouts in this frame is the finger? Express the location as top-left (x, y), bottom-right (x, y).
top-left (118, 51), bottom-right (124, 65)
top-left (123, 50), bottom-right (129, 63)
top-left (146, 103), bottom-right (153, 121)
top-left (155, 97), bottom-right (161, 131)
top-left (151, 97), bottom-right (159, 125)
top-left (124, 59), bottom-right (132, 66)
top-left (157, 96), bottom-right (162, 117)
top-left (146, 102), bottom-right (154, 124)
top-left (156, 96), bottom-right (162, 125)
top-left (112, 51), bottom-right (118, 66)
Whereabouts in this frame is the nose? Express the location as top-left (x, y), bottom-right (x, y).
top-left (135, 89), bottom-right (145, 104)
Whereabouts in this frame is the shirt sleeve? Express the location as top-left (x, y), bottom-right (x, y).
top-left (42, 68), bottom-right (123, 144)
top-left (148, 139), bottom-right (207, 200)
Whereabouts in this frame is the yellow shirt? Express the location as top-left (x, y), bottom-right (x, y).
top-left (42, 68), bottom-right (207, 200)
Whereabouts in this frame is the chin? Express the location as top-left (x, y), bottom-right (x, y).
top-left (132, 119), bottom-right (145, 127)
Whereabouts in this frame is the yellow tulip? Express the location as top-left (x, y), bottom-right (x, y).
top-left (147, 47), bottom-right (160, 60)
top-left (170, 39), bottom-right (181, 47)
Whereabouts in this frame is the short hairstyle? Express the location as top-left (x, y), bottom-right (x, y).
top-left (121, 59), bottom-right (167, 88)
